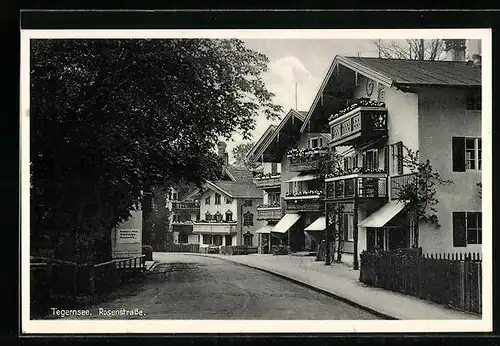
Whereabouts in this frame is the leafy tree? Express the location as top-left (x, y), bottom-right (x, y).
top-left (231, 142), bottom-right (259, 170)
top-left (396, 146), bottom-right (453, 247)
top-left (30, 39), bottom-right (281, 263)
top-left (373, 39), bottom-right (446, 60)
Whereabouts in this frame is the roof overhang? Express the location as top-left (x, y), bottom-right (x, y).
top-left (300, 55), bottom-right (394, 133)
top-left (248, 109), bottom-right (304, 164)
top-left (203, 181), bottom-right (234, 199)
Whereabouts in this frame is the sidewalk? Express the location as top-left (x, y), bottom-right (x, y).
top-left (198, 253), bottom-right (481, 320)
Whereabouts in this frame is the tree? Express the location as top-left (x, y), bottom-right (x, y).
top-left (396, 146), bottom-right (453, 247)
top-left (30, 39), bottom-right (282, 263)
top-left (374, 39), bottom-right (445, 60)
top-left (231, 142), bottom-right (259, 170)
top-left (477, 182), bottom-right (482, 199)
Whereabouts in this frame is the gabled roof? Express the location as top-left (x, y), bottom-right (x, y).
top-left (204, 180), bottom-right (261, 199)
top-left (300, 55), bottom-right (482, 133)
top-left (223, 165), bottom-right (254, 183)
top-left (247, 109), bottom-right (306, 163)
top-left (181, 187), bottom-right (201, 201)
top-left (246, 125), bottom-right (276, 162)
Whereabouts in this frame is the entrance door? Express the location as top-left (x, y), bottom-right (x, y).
top-left (224, 235), bottom-right (233, 246)
top-left (367, 227), bottom-right (387, 251)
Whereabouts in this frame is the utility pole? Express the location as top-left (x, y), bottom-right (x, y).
top-left (295, 83), bottom-right (298, 110)
top-left (378, 39), bottom-right (381, 58)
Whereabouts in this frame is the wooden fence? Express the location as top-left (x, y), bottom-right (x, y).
top-left (30, 255), bottom-right (146, 317)
top-left (164, 243), bottom-right (200, 253)
top-left (359, 250), bottom-right (482, 314)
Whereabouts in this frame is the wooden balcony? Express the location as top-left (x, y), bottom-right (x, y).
top-left (325, 173), bottom-right (388, 201)
top-left (172, 201), bottom-right (200, 211)
top-left (288, 151), bottom-right (328, 172)
top-left (329, 106), bottom-right (388, 147)
top-left (172, 222), bottom-right (194, 234)
top-left (253, 175), bottom-right (281, 189)
top-left (193, 222), bottom-right (237, 234)
top-left (284, 194), bottom-right (324, 212)
top-left (256, 206), bottom-right (283, 221)
top-left (390, 173), bottom-right (417, 200)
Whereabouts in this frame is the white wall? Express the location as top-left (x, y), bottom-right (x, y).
top-left (417, 86), bottom-right (482, 254)
top-left (199, 188), bottom-right (238, 220)
top-left (261, 162), bottom-right (282, 175)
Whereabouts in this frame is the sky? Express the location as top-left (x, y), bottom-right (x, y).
top-left (225, 39), bottom-right (380, 161)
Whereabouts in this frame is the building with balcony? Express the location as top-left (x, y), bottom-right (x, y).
top-left (247, 109), bottom-right (331, 253)
top-left (300, 53), bottom-right (482, 268)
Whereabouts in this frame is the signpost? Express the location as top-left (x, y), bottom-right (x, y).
top-left (112, 211), bottom-right (143, 258)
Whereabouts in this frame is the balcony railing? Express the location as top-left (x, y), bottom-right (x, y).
top-left (256, 205), bottom-right (283, 221)
top-left (284, 192), bottom-right (324, 212)
top-left (390, 173), bottom-right (417, 200)
top-left (329, 104), bottom-right (388, 147)
top-left (193, 222), bottom-right (237, 234)
top-left (253, 174), bottom-right (281, 189)
top-left (172, 222), bottom-right (194, 234)
top-left (172, 201), bottom-right (200, 210)
top-left (288, 151), bottom-right (328, 172)
top-left (325, 173), bottom-right (388, 200)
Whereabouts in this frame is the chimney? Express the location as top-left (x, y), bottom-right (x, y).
top-left (217, 141), bottom-right (228, 165)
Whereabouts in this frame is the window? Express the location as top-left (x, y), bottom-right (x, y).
top-left (377, 84), bottom-right (386, 103)
top-left (205, 212), bottom-right (212, 221)
top-left (214, 211), bottom-right (222, 222)
top-left (226, 197), bottom-right (232, 204)
top-left (319, 138), bottom-right (323, 147)
top-left (225, 210), bottom-right (233, 222)
top-left (243, 211), bottom-right (254, 226)
top-left (363, 149), bottom-right (379, 170)
top-left (466, 94), bottom-right (481, 111)
top-left (213, 235), bottom-right (223, 246)
top-left (390, 142), bottom-right (403, 175)
top-left (309, 137), bottom-right (319, 148)
top-left (205, 196), bottom-right (210, 205)
top-left (453, 212), bottom-right (482, 246)
top-left (342, 213), bottom-right (354, 241)
top-left (178, 232), bottom-right (188, 244)
top-left (172, 192), bottom-right (178, 201)
top-left (271, 162), bottom-right (278, 175)
top-left (344, 155), bottom-right (357, 171)
top-left (243, 232), bottom-right (253, 246)
top-left (215, 193), bottom-right (221, 205)
top-left (203, 235), bottom-right (211, 245)
top-left (452, 137), bottom-right (481, 172)
top-left (243, 199), bottom-right (253, 207)
top-left (269, 193), bottom-right (280, 205)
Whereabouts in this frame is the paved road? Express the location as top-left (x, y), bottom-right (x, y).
top-left (58, 253), bottom-right (381, 320)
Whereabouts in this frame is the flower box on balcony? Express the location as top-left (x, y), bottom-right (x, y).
top-left (328, 99), bottom-right (388, 147)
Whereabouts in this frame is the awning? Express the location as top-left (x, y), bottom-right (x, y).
top-left (256, 224), bottom-right (274, 234)
top-left (285, 174), bottom-right (318, 183)
top-left (358, 201), bottom-right (406, 228)
top-left (304, 216), bottom-right (326, 231)
top-left (272, 213), bottom-right (301, 233)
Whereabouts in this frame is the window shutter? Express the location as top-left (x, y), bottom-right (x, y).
top-left (452, 212), bottom-right (467, 247)
top-left (271, 162), bottom-right (277, 174)
top-left (397, 142), bottom-right (403, 174)
top-left (452, 137), bottom-right (466, 172)
top-left (353, 154), bottom-right (358, 168)
top-left (384, 146), bottom-right (389, 173)
top-left (362, 152), bottom-right (367, 168)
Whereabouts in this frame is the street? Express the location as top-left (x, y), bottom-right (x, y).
top-left (59, 253), bottom-right (381, 320)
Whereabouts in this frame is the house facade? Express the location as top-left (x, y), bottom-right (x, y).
top-left (247, 109), bottom-right (332, 253)
top-left (168, 141), bottom-right (265, 251)
top-left (298, 53), bottom-right (482, 268)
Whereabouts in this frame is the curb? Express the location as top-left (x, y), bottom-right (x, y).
top-left (191, 254), bottom-right (398, 320)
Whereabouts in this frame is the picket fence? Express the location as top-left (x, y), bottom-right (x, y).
top-left (359, 251), bottom-right (482, 314)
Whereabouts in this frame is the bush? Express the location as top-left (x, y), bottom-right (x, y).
top-left (142, 245), bottom-right (153, 261)
top-left (272, 245), bottom-right (287, 256)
